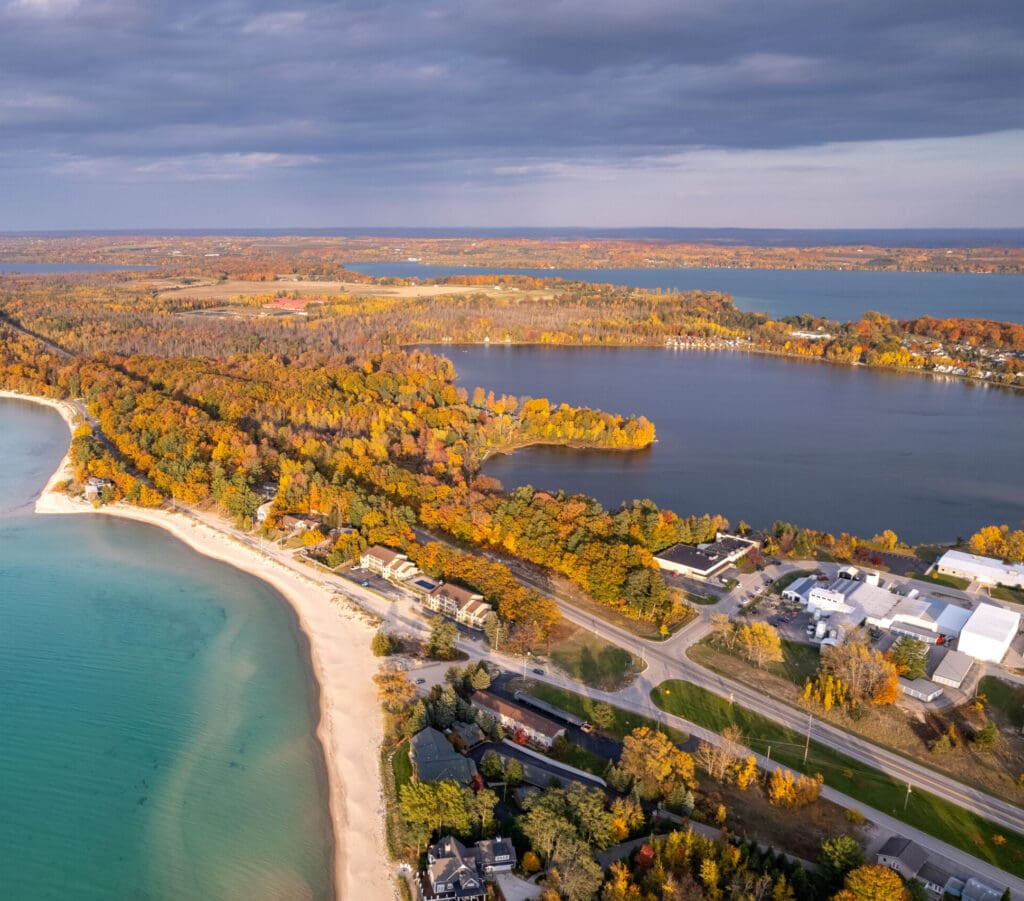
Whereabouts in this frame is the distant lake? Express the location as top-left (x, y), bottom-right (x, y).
top-left (354, 262), bottom-right (1024, 324)
top-left (427, 345), bottom-right (1024, 544)
top-left (0, 400), bottom-right (332, 900)
top-left (0, 262), bottom-right (150, 274)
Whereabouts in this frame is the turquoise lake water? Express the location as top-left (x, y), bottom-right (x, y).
top-left (0, 399), bottom-right (333, 900)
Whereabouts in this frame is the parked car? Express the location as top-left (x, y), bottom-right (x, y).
top-left (415, 678), bottom-right (426, 684)
top-left (360, 580), bottom-right (369, 587)
top-left (532, 668), bottom-right (545, 675)
top-left (580, 723), bottom-right (594, 734)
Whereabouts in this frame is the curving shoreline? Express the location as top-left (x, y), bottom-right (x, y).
top-left (2, 389), bottom-right (393, 901)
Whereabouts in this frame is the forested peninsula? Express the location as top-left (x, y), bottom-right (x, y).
top-left (1, 238), bottom-right (1022, 639)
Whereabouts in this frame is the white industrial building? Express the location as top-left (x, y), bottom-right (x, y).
top-left (957, 604), bottom-right (1021, 663)
top-left (866, 594), bottom-right (972, 644)
top-left (935, 549), bottom-right (1024, 588)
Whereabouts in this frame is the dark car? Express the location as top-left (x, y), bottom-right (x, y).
top-left (532, 668), bottom-right (545, 675)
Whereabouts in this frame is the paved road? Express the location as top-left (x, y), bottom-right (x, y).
top-left (152, 506), bottom-right (1024, 887)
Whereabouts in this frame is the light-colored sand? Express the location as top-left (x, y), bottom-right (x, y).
top-left (3, 389), bottom-right (394, 901)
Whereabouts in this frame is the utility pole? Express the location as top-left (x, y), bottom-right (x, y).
top-left (803, 712), bottom-right (812, 765)
top-left (904, 782), bottom-right (912, 811)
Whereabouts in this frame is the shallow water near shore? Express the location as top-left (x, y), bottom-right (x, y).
top-left (0, 399), bottom-right (333, 900)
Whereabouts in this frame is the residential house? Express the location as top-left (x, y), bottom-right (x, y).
top-left (360, 545), bottom-right (420, 581)
top-left (876, 836), bottom-right (928, 881)
top-left (427, 583), bottom-right (491, 630)
top-left (409, 727), bottom-right (478, 785)
top-left (471, 691), bottom-right (565, 749)
top-left (417, 835), bottom-right (516, 901)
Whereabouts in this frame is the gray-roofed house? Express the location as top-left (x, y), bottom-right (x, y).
top-left (931, 648), bottom-right (974, 689)
top-left (876, 836), bottom-right (928, 881)
top-left (916, 861), bottom-right (954, 896)
top-left (782, 575), bottom-right (817, 603)
top-left (417, 835), bottom-right (516, 901)
top-left (409, 727), bottom-right (478, 785)
top-left (419, 836), bottom-right (485, 901)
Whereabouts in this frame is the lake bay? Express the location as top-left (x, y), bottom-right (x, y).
top-left (353, 262), bottom-right (1024, 324)
top-left (0, 399), bottom-right (333, 900)
top-left (430, 346), bottom-right (1024, 544)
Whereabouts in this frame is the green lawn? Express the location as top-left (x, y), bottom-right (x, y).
top-left (770, 570), bottom-right (814, 596)
top-left (651, 680), bottom-right (1024, 875)
top-left (523, 680), bottom-right (688, 747)
top-left (688, 638), bottom-right (819, 688)
top-left (990, 585), bottom-right (1024, 604)
top-left (978, 676), bottom-right (1024, 730)
top-left (548, 629), bottom-right (644, 691)
top-left (908, 570), bottom-right (972, 590)
top-left (392, 744), bottom-right (413, 791)
top-left (686, 592), bottom-right (719, 605)
top-left (549, 738), bottom-right (613, 777)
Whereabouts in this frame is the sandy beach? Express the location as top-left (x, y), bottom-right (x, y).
top-left (3, 389), bottom-right (393, 901)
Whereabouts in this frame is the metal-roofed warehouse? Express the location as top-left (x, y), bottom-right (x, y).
top-left (958, 604), bottom-right (1021, 663)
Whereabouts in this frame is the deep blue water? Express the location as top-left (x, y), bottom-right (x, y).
top-left (0, 263), bottom-right (151, 274)
top-left (0, 399), bottom-right (333, 900)
top-left (355, 262), bottom-right (1024, 324)
top-left (429, 346), bottom-right (1024, 544)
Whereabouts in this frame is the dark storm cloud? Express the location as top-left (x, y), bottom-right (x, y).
top-left (0, 0), bottom-right (1021, 226)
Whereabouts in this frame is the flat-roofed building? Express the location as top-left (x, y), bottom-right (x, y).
top-left (936, 549), bottom-right (1024, 588)
top-left (958, 603), bottom-right (1021, 663)
top-left (654, 532), bottom-right (757, 579)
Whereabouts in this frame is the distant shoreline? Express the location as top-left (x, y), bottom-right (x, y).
top-left (0, 389), bottom-right (394, 901)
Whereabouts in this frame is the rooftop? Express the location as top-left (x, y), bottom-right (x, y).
top-left (431, 582), bottom-right (484, 607)
top-left (877, 836), bottom-right (928, 874)
top-left (962, 603), bottom-right (1021, 641)
top-left (410, 727), bottom-right (478, 784)
top-left (364, 544), bottom-right (402, 563)
top-left (932, 648), bottom-right (973, 684)
top-left (471, 691), bottom-right (564, 738)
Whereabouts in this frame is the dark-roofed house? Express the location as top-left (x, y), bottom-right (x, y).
top-left (916, 861), bottom-right (954, 896)
top-left (471, 691), bottom-right (565, 748)
top-left (876, 836), bottom-right (928, 881)
top-left (409, 727), bottom-right (478, 785)
top-left (475, 837), bottom-right (516, 875)
top-left (654, 532), bottom-right (757, 579)
top-left (419, 836), bottom-right (485, 901)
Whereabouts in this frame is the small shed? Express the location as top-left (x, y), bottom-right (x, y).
top-left (899, 677), bottom-right (943, 703)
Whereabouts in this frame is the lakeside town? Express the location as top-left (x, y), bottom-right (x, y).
top-left (70, 459), bottom-right (1024, 901)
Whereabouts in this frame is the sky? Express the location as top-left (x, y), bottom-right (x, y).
top-left (1, 0), bottom-right (1022, 230)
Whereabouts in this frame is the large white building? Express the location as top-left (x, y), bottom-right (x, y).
top-left (935, 549), bottom-right (1024, 588)
top-left (866, 594), bottom-right (972, 644)
top-left (957, 604), bottom-right (1021, 663)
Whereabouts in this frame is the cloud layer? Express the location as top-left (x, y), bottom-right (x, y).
top-left (1, 0), bottom-right (1021, 228)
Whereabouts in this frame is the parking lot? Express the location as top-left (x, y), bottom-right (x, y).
top-left (342, 565), bottom-right (409, 602)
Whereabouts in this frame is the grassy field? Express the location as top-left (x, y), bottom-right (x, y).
top-left (909, 570), bottom-right (972, 590)
top-left (688, 637), bottom-right (819, 688)
top-left (990, 585), bottom-right (1024, 604)
top-left (770, 570), bottom-right (814, 595)
top-left (979, 676), bottom-right (1024, 730)
top-left (392, 744), bottom-right (413, 791)
top-left (547, 626), bottom-right (644, 690)
top-left (686, 591), bottom-right (719, 605)
top-left (521, 679), bottom-right (689, 747)
top-left (651, 680), bottom-right (1024, 875)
